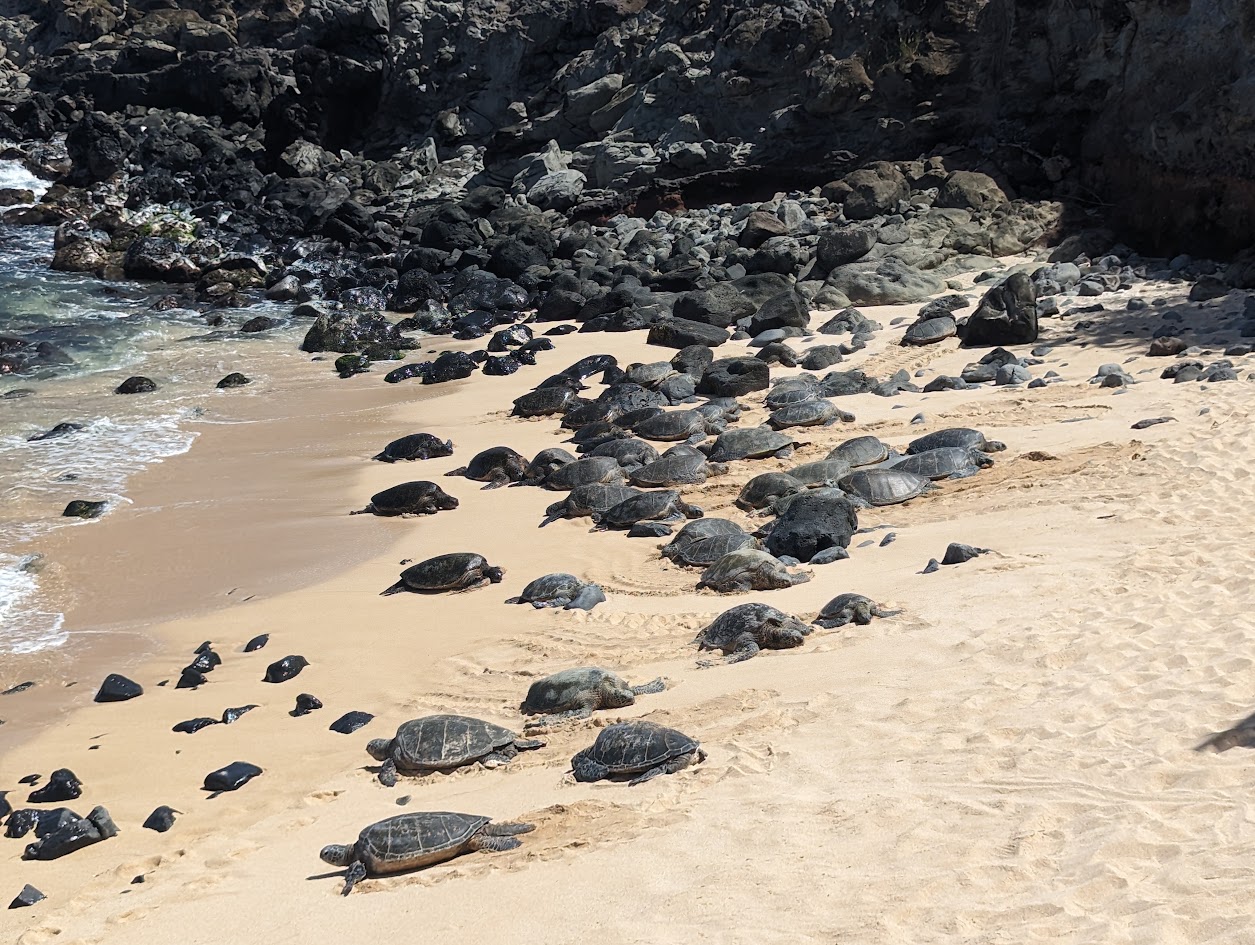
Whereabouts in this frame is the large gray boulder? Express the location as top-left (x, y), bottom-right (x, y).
top-left (816, 227), bottom-right (876, 271)
top-left (935, 171), bottom-right (1008, 212)
top-left (825, 258), bottom-right (944, 305)
top-left (959, 272), bottom-right (1039, 347)
top-left (764, 490), bottom-right (859, 562)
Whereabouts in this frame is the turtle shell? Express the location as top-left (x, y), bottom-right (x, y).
top-left (400, 553), bottom-right (488, 590)
top-left (547, 484), bottom-right (640, 520)
top-left (905, 427), bottom-right (1004, 454)
top-left (704, 426), bottom-right (795, 462)
top-left (631, 409), bottom-right (705, 442)
top-left (512, 387), bottom-right (579, 418)
top-left (521, 667), bottom-right (622, 714)
top-left (696, 603), bottom-right (811, 649)
top-left (768, 400), bottom-right (847, 430)
top-left (764, 377), bottom-right (822, 409)
top-left (575, 721), bottom-right (699, 776)
top-left (889, 447), bottom-right (988, 480)
top-left (462, 447), bottom-right (528, 481)
top-left (524, 448), bottom-right (577, 481)
top-left (736, 472), bottom-right (804, 511)
top-left (838, 469), bottom-right (930, 506)
top-left (541, 456), bottom-right (625, 491)
top-left (628, 453), bottom-right (712, 487)
top-left (788, 459), bottom-right (852, 488)
top-left (698, 548), bottom-right (794, 590)
top-left (354, 812), bottom-right (491, 873)
top-left (827, 436), bottom-right (889, 467)
top-left (666, 530), bottom-right (759, 567)
top-left (589, 438), bottom-right (659, 469)
top-left (390, 716), bottom-right (517, 771)
top-left (596, 490), bottom-right (683, 527)
top-left (515, 573), bottom-right (584, 604)
top-left (367, 481), bottom-right (458, 515)
top-left (374, 433), bottom-right (453, 463)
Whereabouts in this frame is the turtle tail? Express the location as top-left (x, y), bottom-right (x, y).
top-left (380, 580), bottom-right (408, 596)
top-left (445, 466), bottom-right (468, 478)
top-left (371, 452), bottom-right (393, 463)
top-left (349, 506), bottom-right (372, 515)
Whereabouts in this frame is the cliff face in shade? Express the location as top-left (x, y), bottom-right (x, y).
top-left (0, 0), bottom-right (1250, 253)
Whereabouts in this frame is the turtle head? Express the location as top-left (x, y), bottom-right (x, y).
top-left (320, 843), bottom-right (353, 867)
top-left (365, 738), bottom-right (392, 761)
top-left (485, 566), bottom-right (505, 584)
top-left (439, 494), bottom-right (460, 511)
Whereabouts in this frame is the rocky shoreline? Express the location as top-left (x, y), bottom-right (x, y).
top-left (4, 1), bottom-right (1255, 940)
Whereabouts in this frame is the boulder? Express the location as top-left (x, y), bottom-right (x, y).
top-left (673, 283), bottom-right (756, 327)
top-left (527, 170), bottom-right (586, 211)
top-left (300, 311), bottom-right (410, 354)
top-left (959, 273), bottom-right (1039, 347)
top-left (696, 357), bottom-right (771, 397)
top-left (739, 210), bottom-right (790, 249)
top-left (816, 226), bottom-right (876, 271)
top-left (825, 258), bottom-right (943, 305)
top-left (647, 318), bottom-right (730, 349)
top-left (935, 171), bottom-right (1008, 212)
top-left (831, 163), bottom-right (908, 220)
top-left (765, 490), bottom-right (859, 562)
top-left (123, 237), bottom-right (199, 282)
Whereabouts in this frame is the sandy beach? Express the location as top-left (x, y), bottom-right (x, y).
top-left (4, 266), bottom-right (1255, 945)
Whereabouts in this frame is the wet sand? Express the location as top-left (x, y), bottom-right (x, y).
top-left (5, 268), bottom-right (1255, 945)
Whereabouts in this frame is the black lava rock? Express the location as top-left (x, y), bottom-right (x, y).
top-left (172, 717), bottom-right (218, 734)
top-left (142, 806), bottom-right (178, 833)
top-left (290, 693), bottom-right (323, 717)
top-left (8, 884), bottom-right (45, 908)
top-left (263, 655), bottom-right (308, 683)
top-left (94, 673), bottom-right (143, 703)
top-left (221, 705), bottom-right (258, 724)
top-left (115, 376), bottom-right (158, 394)
top-left (243, 633), bottom-right (269, 652)
top-left (27, 769), bottom-right (82, 805)
top-left (941, 542), bottom-right (989, 565)
top-left (62, 500), bottom-right (107, 519)
top-left (328, 711), bottom-right (375, 734)
top-left (203, 762), bottom-right (263, 794)
top-left (216, 372), bottom-right (251, 389)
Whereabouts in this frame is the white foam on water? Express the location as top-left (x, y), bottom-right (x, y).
top-left (0, 554), bottom-right (67, 654)
top-left (0, 158), bottom-right (50, 202)
top-left (1, 413), bottom-right (200, 543)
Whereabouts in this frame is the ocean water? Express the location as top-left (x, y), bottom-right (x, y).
top-left (0, 159), bottom-right (304, 653)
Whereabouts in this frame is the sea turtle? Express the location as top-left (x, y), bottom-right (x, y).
top-left (373, 433), bottom-right (454, 463)
top-left (631, 409), bottom-right (711, 442)
top-left (702, 426), bottom-right (798, 462)
top-left (366, 715), bottom-right (545, 785)
top-left (593, 490), bottom-right (703, 530)
top-left (351, 481), bottom-right (459, 516)
top-left (541, 484), bottom-right (641, 526)
top-left (320, 812), bottom-right (535, 895)
top-left (571, 721), bottom-right (705, 785)
top-left (628, 453), bottom-right (727, 488)
top-left (535, 455), bottom-right (625, 491)
top-left (813, 593), bottom-right (901, 629)
top-left (828, 436), bottom-right (889, 467)
top-left (838, 469), bottom-right (932, 507)
top-left (692, 602), bottom-right (814, 665)
top-left (736, 472), bottom-right (804, 512)
top-left (588, 437), bottom-right (659, 469)
top-left (764, 376), bottom-right (822, 409)
top-left (889, 446), bottom-right (993, 480)
top-left (519, 667), bottom-right (665, 722)
top-left (697, 397), bottom-right (742, 422)
top-left (521, 447), bottom-right (577, 482)
top-left (767, 400), bottom-right (852, 430)
top-left (381, 553), bottom-right (504, 595)
top-left (906, 427), bottom-right (1006, 455)
top-left (696, 549), bottom-right (811, 592)
top-left (506, 573), bottom-right (606, 610)
top-left (660, 518), bottom-right (759, 568)
top-left (625, 361), bottom-right (677, 388)
top-left (445, 446), bottom-right (529, 488)
top-left (512, 386), bottom-right (582, 418)
top-left (788, 459), bottom-right (853, 488)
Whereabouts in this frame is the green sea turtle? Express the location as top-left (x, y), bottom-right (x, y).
top-left (519, 667), bottom-right (665, 723)
top-left (692, 602), bottom-right (813, 665)
top-left (367, 716), bottom-right (544, 785)
top-left (570, 721), bottom-right (705, 784)
top-left (696, 549), bottom-right (810, 592)
top-left (813, 593), bottom-right (901, 629)
top-left (381, 553), bottom-right (504, 595)
top-left (445, 446), bottom-right (529, 488)
top-left (320, 812), bottom-right (534, 895)
top-left (351, 481), bottom-right (459, 516)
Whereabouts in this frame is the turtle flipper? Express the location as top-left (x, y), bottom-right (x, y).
top-left (349, 506), bottom-right (373, 515)
top-left (629, 749), bottom-right (703, 784)
top-left (572, 753), bottom-right (610, 782)
top-left (481, 820), bottom-right (535, 837)
top-left (341, 860), bottom-right (367, 896)
top-left (378, 758), bottom-right (399, 787)
top-left (380, 581), bottom-right (408, 596)
top-left (445, 466), bottom-right (469, 478)
top-left (513, 737), bottom-right (545, 751)
top-left (723, 635), bottom-right (762, 665)
top-left (630, 677), bottom-right (666, 696)
top-left (470, 834), bottom-right (523, 852)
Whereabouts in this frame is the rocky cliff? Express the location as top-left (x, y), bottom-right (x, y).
top-left (0, 0), bottom-right (1249, 254)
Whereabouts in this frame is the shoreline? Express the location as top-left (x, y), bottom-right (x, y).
top-left (5, 268), bottom-right (1255, 944)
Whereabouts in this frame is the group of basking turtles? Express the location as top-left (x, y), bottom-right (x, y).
top-left (328, 351), bottom-right (1005, 895)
